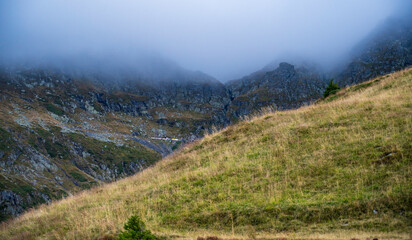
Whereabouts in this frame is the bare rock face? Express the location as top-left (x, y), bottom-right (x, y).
top-left (338, 17), bottom-right (412, 86)
top-left (0, 191), bottom-right (24, 220)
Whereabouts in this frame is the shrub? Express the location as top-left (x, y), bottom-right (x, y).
top-left (323, 79), bottom-right (340, 98)
top-left (172, 141), bottom-right (183, 151)
top-left (117, 216), bottom-right (157, 240)
top-left (46, 103), bottom-right (64, 116)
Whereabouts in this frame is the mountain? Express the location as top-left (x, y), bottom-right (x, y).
top-left (0, 60), bottom-right (330, 220)
top-left (224, 16), bottom-right (412, 119)
top-left (337, 17), bottom-right (412, 86)
top-left (1, 15), bottom-right (412, 222)
top-left (1, 67), bottom-right (410, 239)
top-left (0, 61), bottom-right (231, 220)
top-left (226, 62), bottom-right (326, 118)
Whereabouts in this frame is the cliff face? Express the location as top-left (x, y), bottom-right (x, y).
top-left (102, 72), bottom-right (232, 129)
top-left (338, 18), bottom-right (412, 86)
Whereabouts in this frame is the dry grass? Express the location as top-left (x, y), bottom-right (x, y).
top-left (1, 69), bottom-right (412, 239)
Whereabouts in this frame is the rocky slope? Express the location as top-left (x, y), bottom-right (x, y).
top-left (226, 62), bottom-right (326, 118)
top-left (0, 64), bottom-right (231, 221)
top-left (338, 17), bottom-right (412, 86)
top-left (225, 17), bottom-right (412, 120)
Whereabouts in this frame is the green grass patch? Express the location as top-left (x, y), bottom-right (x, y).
top-left (12, 185), bottom-right (35, 195)
top-left (67, 133), bottom-right (160, 172)
top-left (172, 141), bottom-right (183, 151)
top-left (44, 140), bottom-right (69, 159)
top-left (46, 103), bottom-right (64, 116)
top-left (70, 172), bottom-right (88, 182)
top-left (0, 128), bottom-right (14, 152)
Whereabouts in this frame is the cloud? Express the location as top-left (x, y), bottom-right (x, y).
top-left (0, 0), bottom-right (408, 81)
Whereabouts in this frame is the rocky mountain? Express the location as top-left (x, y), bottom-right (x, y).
top-left (338, 17), bottom-right (412, 86)
top-left (0, 63), bottom-right (231, 220)
top-left (225, 16), bottom-right (412, 120)
top-left (226, 62), bottom-right (326, 118)
top-left (0, 60), bottom-right (330, 220)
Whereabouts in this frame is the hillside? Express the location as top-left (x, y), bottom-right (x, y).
top-left (0, 65), bottom-right (229, 220)
top-left (1, 68), bottom-right (411, 239)
top-left (2, 16), bottom-right (411, 220)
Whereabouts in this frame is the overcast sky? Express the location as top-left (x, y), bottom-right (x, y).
top-left (0, 0), bottom-right (410, 81)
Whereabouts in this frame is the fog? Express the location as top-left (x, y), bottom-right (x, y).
top-left (0, 0), bottom-right (410, 81)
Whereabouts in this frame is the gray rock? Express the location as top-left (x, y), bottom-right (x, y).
top-left (0, 190), bottom-right (24, 217)
top-left (338, 18), bottom-right (412, 86)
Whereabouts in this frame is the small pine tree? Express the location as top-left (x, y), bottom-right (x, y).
top-left (117, 216), bottom-right (157, 240)
top-left (323, 79), bottom-right (340, 98)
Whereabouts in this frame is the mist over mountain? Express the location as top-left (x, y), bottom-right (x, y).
top-left (337, 16), bottom-right (412, 86)
top-left (1, 0), bottom-right (412, 226)
top-left (1, 0), bottom-right (409, 81)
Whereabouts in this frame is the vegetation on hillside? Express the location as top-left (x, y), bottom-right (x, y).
top-left (117, 216), bottom-right (158, 240)
top-left (323, 79), bottom-right (341, 98)
top-left (1, 68), bottom-right (411, 239)
top-left (0, 123), bottom-right (161, 221)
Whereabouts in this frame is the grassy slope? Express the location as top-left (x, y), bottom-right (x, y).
top-left (1, 69), bottom-right (412, 239)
